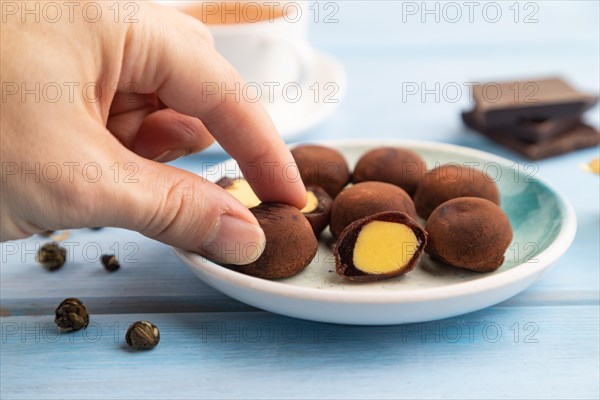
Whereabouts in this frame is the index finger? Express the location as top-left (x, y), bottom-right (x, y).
top-left (119, 2), bottom-right (306, 208)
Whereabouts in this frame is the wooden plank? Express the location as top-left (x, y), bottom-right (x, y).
top-left (1, 306), bottom-right (598, 399)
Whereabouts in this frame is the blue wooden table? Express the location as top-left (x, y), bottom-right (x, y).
top-left (1, 2), bottom-right (599, 399)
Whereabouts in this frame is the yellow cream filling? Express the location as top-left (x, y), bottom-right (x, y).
top-left (352, 221), bottom-right (419, 274)
top-left (301, 191), bottom-right (319, 213)
top-left (225, 179), bottom-right (261, 208)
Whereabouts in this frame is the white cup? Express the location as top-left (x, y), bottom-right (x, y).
top-left (159, 1), bottom-right (315, 89)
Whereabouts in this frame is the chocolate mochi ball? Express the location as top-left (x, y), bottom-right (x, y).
top-left (353, 147), bottom-right (426, 196)
top-left (233, 203), bottom-right (317, 279)
top-left (335, 211), bottom-right (427, 281)
top-left (330, 182), bottom-right (418, 239)
top-left (414, 164), bottom-right (500, 219)
top-left (300, 186), bottom-right (333, 237)
top-left (291, 145), bottom-right (351, 198)
top-left (425, 197), bottom-right (513, 272)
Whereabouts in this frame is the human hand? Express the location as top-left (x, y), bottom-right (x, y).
top-left (0, 1), bottom-right (306, 264)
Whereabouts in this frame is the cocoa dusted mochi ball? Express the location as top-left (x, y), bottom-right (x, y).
top-left (291, 145), bottom-right (351, 198)
top-left (233, 203), bottom-right (318, 279)
top-left (300, 186), bottom-right (333, 237)
top-left (413, 164), bottom-right (500, 219)
top-left (329, 181), bottom-right (417, 239)
top-left (425, 197), bottom-right (513, 272)
top-left (353, 147), bottom-right (426, 196)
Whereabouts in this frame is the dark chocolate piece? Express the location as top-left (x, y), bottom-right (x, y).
top-left (352, 147), bottom-right (426, 196)
top-left (511, 115), bottom-right (581, 142)
top-left (335, 211), bottom-right (427, 282)
top-left (463, 111), bottom-right (600, 160)
top-left (330, 181), bottom-right (417, 239)
top-left (302, 186), bottom-right (333, 237)
top-left (472, 77), bottom-right (597, 127)
top-left (463, 109), bottom-right (581, 142)
top-left (425, 197), bottom-right (512, 272)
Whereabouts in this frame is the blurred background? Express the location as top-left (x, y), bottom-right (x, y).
top-left (161, 0), bottom-right (599, 159)
top-left (309, 1), bottom-right (599, 138)
top-left (304, 0), bottom-right (599, 144)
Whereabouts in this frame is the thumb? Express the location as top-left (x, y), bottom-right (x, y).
top-left (96, 151), bottom-right (266, 265)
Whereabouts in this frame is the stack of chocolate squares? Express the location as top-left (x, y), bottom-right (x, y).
top-left (462, 77), bottom-right (599, 159)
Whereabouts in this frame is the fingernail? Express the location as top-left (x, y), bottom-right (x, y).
top-left (202, 215), bottom-right (266, 265)
top-left (153, 149), bottom-right (187, 163)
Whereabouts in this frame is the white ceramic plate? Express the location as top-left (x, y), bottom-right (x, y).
top-left (174, 140), bottom-right (576, 325)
